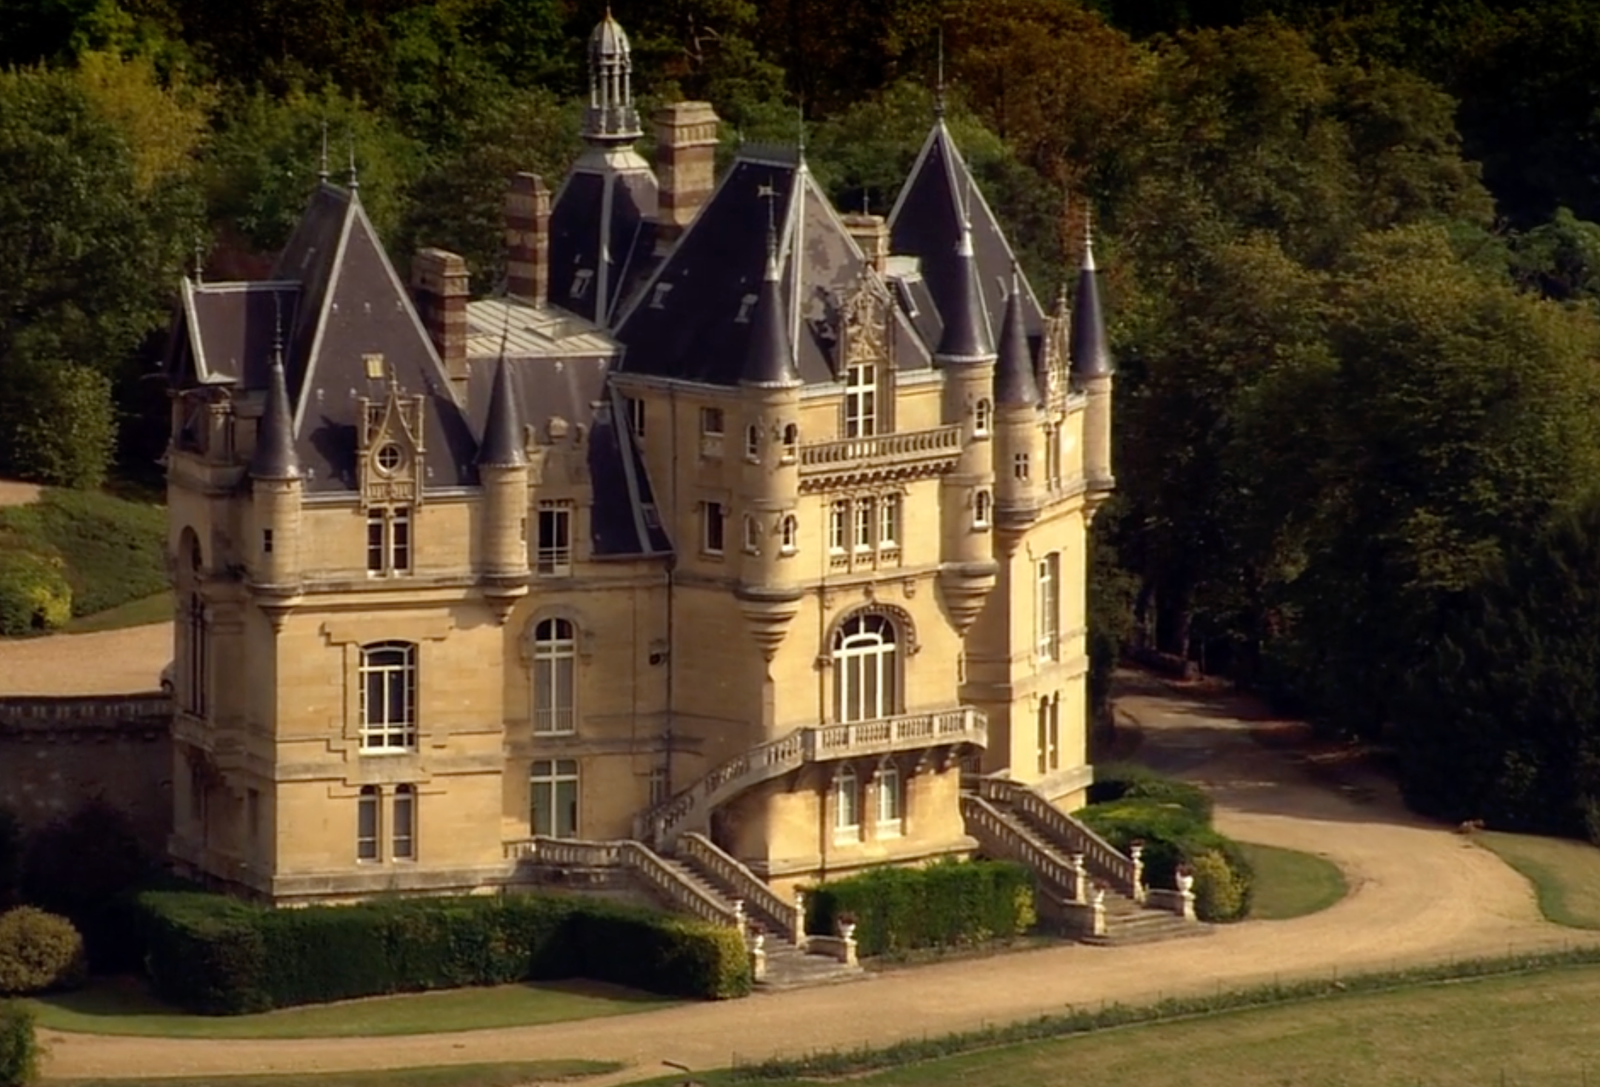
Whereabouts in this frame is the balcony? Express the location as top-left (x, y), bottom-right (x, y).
top-left (798, 425), bottom-right (963, 490)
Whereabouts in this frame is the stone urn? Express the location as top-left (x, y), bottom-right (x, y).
top-left (1092, 885), bottom-right (1107, 907)
top-left (1177, 871), bottom-right (1195, 895)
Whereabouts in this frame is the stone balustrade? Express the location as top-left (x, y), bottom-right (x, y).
top-left (961, 794), bottom-right (1080, 896)
top-left (977, 776), bottom-right (1138, 899)
top-left (502, 836), bottom-right (740, 929)
top-left (799, 424), bottom-right (963, 471)
top-left (678, 832), bottom-right (803, 947)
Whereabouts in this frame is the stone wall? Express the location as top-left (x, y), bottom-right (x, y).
top-left (0, 693), bottom-right (174, 854)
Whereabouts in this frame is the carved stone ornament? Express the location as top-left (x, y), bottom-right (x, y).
top-left (357, 371), bottom-right (428, 510)
top-left (835, 276), bottom-right (892, 377)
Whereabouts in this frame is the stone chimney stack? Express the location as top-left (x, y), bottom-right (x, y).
top-left (411, 248), bottom-right (470, 395)
top-left (505, 173), bottom-right (551, 308)
top-left (654, 102), bottom-right (720, 250)
top-left (842, 214), bottom-right (889, 274)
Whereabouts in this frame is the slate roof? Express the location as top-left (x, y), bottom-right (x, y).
top-left (168, 280), bottom-right (301, 388)
top-left (548, 156), bottom-right (660, 325)
top-left (994, 275), bottom-right (1040, 407)
top-left (477, 356), bottom-right (526, 468)
top-left (1070, 238), bottom-right (1113, 378)
top-left (250, 346), bottom-right (300, 480)
top-left (739, 241), bottom-right (801, 388)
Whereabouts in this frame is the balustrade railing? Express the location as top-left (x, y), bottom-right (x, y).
top-left (501, 836), bottom-right (740, 929)
top-left (799, 425), bottom-right (963, 469)
top-left (977, 777), bottom-right (1137, 896)
top-left (679, 832), bottom-right (800, 943)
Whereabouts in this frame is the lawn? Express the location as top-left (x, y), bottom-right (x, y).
top-left (65, 591), bottom-right (173, 633)
top-left (715, 963), bottom-right (1600, 1087)
top-left (1236, 840), bottom-right (1347, 920)
top-left (1475, 829), bottom-right (1600, 929)
top-left (51, 1060), bottom-right (620, 1087)
top-left (28, 976), bottom-right (678, 1038)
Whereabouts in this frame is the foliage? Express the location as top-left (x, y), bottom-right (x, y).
top-left (0, 908), bottom-right (87, 996)
top-left (0, 362), bottom-right (117, 490)
top-left (0, 488), bottom-right (168, 622)
top-left (1087, 763), bottom-right (1214, 824)
top-left (20, 802), bottom-right (153, 974)
top-left (1188, 849), bottom-right (1247, 923)
top-left (73, 50), bottom-right (215, 193)
top-left (801, 859), bottom-right (1035, 956)
top-left (0, 1001), bottom-right (36, 1087)
top-left (136, 891), bottom-right (749, 1014)
top-left (0, 551), bottom-right (72, 637)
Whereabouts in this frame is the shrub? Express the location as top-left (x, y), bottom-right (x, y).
top-left (0, 550), bottom-right (71, 636)
top-left (136, 891), bottom-right (749, 1014)
top-left (21, 801), bottom-right (152, 973)
top-left (0, 908), bottom-right (87, 995)
top-left (802, 859), bottom-right (1035, 956)
top-left (0, 1002), bottom-right (38, 1087)
top-left (1190, 849), bottom-right (1250, 922)
top-left (1087, 762), bottom-right (1214, 823)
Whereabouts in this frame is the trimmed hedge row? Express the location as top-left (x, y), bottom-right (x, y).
top-left (802, 859), bottom-right (1036, 956)
top-left (137, 891), bottom-right (749, 1014)
top-left (0, 1002), bottom-right (35, 1087)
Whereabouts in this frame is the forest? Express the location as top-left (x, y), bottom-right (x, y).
top-left (7, 0), bottom-right (1600, 838)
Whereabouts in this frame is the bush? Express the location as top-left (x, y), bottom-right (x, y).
top-left (0, 550), bottom-right (71, 636)
top-left (0, 908), bottom-right (87, 995)
top-left (136, 891), bottom-right (749, 1014)
top-left (1189, 849), bottom-right (1250, 922)
top-left (21, 801), bottom-right (152, 973)
top-left (802, 860), bottom-right (1035, 956)
top-left (1087, 762), bottom-right (1214, 823)
top-left (0, 1002), bottom-right (38, 1087)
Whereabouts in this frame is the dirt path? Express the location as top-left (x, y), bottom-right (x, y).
top-left (0, 480), bottom-right (41, 508)
top-left (0, 622), bottom-right (170, 695)
top-left (40, 670), bottom-right (1587, 1082)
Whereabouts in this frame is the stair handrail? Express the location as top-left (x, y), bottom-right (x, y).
top-left (961, 795), bottom-right (1080, 897)
top-left (979, 778), bottom-right (1137, 895)
top-left (619, 840), bottom-right (742, 928)
top-left (636, 730), bottom-right (809, 847)
top-left (678, 832), bottom-right (799, 942)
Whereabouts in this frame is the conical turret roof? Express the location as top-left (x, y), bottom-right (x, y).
top-left (936, 219), bottom-right (994, 364)
top-left (1070, 225), bottom-right (1113, 378)
top-left (250, 341), bottom-right (300, 480)
top-left (740, 243), bottom-right (800, 388)
top-left (994, 270), bottom-right (1040, 407)
top-left (477, 355), bottom-right (527, 468)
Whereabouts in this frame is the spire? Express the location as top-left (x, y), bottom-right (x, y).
top-left (936, 208), bottom-right (993, 364)
top-left (935, 25), bottom-right (946, 120)
top-left (994, 267), bottom-right (1039, 407)
top-left (318, 120), bottom-right (329, 183)
top-left (347, 134), bottom-right (359, 193)
top-left (584, 8), bottom-right (642, 145)
top-left (479, 352), bottom-right (527, 468)
top-left (741, 204), bottom-right (801, 389)
top-left (251, 313), bottom-right (300, 481)
top-left (1070, 210), bottom-right (1113, 378)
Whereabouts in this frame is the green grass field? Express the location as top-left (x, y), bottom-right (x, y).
top-left (712, 963), bottom-right (1600, 1087)
top-left (64, 591), bottom-right (173, 633)
top-left (1236, 841), bottom-right (1347, 920)
top-left (28, 976), bottom-right (677, 1039)
top-left (1476, 830), bottom-right (1600, 929)
top-left (51, 1060), bottom-right (619, 1087)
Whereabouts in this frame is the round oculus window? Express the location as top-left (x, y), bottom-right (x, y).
top-left (375, 443), bottom-right (403, 472)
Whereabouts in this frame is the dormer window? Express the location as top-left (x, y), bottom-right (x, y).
top-left (650, 283), bottom-right (674, 309)
top-left (570, 268), bottom-right (594, 300)
top-left (735, 293), bottom-right (759, 323)
top-left (845, 360), bottom-right (876, 438)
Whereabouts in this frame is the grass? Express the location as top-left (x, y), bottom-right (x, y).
top-left (1476, 829), bottom-right (1600, 929)
top-left (27, 976), bottom-right (678, 1039)
top-left (50, 1060), bottom-right (621, 1087)
top-left (1236, 840), bottom-right (1347, 920)
top-left (0, 487), bottom-right (167, 632)
top-left (64, 591), bottom-right (173, 633)
top-left (714, 962), bottom-right (1600, 1087)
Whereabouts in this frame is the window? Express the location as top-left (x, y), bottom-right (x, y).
top-left (367, 507), bottom-right (412, 574)
top-left (1037, 694), bottom-right (1060, 773)
top-left (262, 529), bottom-right (274, 555)
top-left (537, 501), bottom-right (572, 576)
top-left (185, 593), bottom-right (207, 715)
top-left (853, 497), bottom-right (874, 552)
top-left (781, 515), bottom-right (799, 554)
top-left (845, 360), bottom-right (876, 438)
top-left (375, 443), bottom-right (402, 472)
top-left (1045, 425), bottom-right (1060, 487)
top-left (745, 424), bottom-right (761, 461)
top-left (743, 514), bottom-right (761, 555)
top-left (1014, 453), bottom-right (1030, 480)
top-left (701, 407), bottom-right (724, 436)
top-left (1035, 552), bottom-right (1060, 661)
top-left (974, 398), bottom-right (992, 437)
top-left (626, 396), bottom-right (646, 439)
top-left (532, 618), bottom-right (576, 735)
top-left (393, 784), bottom-right (416, 860)
top-left (359, 642), bottom-right (417, 751)
top-left (876, 764), bottom-right (902, 828)
top-left (649, 767), bottom-right (670, 806)
top-left (531, 759), bottom-right (579, 838)
top-left (833, 613), bottom-right (899, 723)
top-left (879, 495), bottom-right (900, 549)
top-left (829, 501), bottom-right (848, 553)
top-left (833, 765), bottom-right (860, 836)
top-left (781, 423), bottom-right (799, 461)
top-left (357, 786), bottom-right (380, 861)
top-left (974, 490), bottom-right (991, 529)
top-left (570, 267), bottom-right (594, 300)
top-left (702, 502), bottom-right (725, 554)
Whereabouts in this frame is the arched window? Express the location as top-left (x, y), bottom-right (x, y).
top-left (360, 642), bottom-right (417, 750)
top-left (833, 765), bottom-right (860, 835)
top-left (833, 613), bottom-right (899, 723)
top-left (781, 423), bottom-right (799, 461)
top-left (974, 398), bottom-right (992, 437)
top-left (532, 618), bottom-right (576, 735)
top-left (974, 489), bottom-right (992, 529)
top-left (780, 515), bottom-right (799, 555)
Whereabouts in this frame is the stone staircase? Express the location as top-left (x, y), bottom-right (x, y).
top-left (962, 777), bottom-right (1208, 946)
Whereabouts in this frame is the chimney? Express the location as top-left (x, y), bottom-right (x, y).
top-left (411, 248), bottom-right (469, 394)
top-left (842, 214), bottom-right (889, 275)
top-left (654, 101), bottom-right (720, 250)
top-left (505, 173), bottom-right (551, 308)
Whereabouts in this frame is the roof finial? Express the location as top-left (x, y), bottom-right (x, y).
top-left (935, 25), bottom-right (947, 120)
top-left (318, 119), bottom-right (329, 183)
top-left (796, 104), bottom-right (806, 161)
top-left (1083, 204), bottom-right (1096, 272)
top-left (347, 133), bottom-right (359, 191)
top-left (758, 178), bottom-right (780, 273)
top-left (272, 293), bottom-right (284, 363)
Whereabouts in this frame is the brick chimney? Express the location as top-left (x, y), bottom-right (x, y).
top-left (411, 248), bottom-right (469, 395)
top-left (654, 102), bottom-right (720, 250)
top-left (505, 173), bottom-right (551, 308)
top-left (842, 214), bottom-right (889, 275)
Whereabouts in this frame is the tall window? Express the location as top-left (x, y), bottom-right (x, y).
top-left (833, 613), bottom-right (899, 723)
top-left (537, 501), bottom-right (572, 576)
top-left (845, 360), bottom-right (876, 437)
top-left (648, 767), bottom-right (670, 806)
top-left (702, 502), bottom-right (725, 554)
top-left (781, 515), bottom-right (799, 554)
top-left (830, 501), bottom-right (848, 553)
top-left (974, 398), bottom-right (992, 437)
top-left (879, 495), bottom-right (900, 549)
top-left (532, 618), bottom-right (576, 734)
top-left (743, 515), bottom-right (762, 554)
top-left (1045, 426), bottom-right (1060, 487)
top-left (1037, 693), bottom-right (1060, 773)
top-left (626, 396), bottom-right (646, 439)
top-left (974, 490), bottom-right (991, 529)
top-left (357, 786), bottom-right (380, 861)
top-left (745, 424), bottom-right (761, 461)
top-left (781, 423), bottom-right (799, 460)
top-left (1014, 453), bottom-right (1031, 480)
top-left (1035, 552), bottom-right (1060, 661)
top-left (876, 763), bottom-right (903, 829)
top-left (392, 784), bottom-right (416, 860)
top-left (833, 765), bottom-right (860, 836)
top-left (359, 642), bottom-right (417, 751)
top-left (531, 759), bottom-right (579, 838)
top-left (186, 593), bottom-right (207, 715)
top-left (367, 507), bottom-right (412, 574)
top-left (853, 497), bottom-right (874, 552)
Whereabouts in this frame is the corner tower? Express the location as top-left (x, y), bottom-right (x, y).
top-left (992, 270), bottom-right (1044, 549)
top-left (479, 355), bottom-right (530, 623)
top-left (1071, 220), bottom-right (1114, 517)
top-left (247, 334), bottom-right (303, 631)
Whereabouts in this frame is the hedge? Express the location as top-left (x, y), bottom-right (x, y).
top-left (1075, 795), bottom-right (1254, 922)
top-left (0, 1002), bottom-right (35, 1087)
top-left (136, 891), bottom-right (750, 1014)
top-left (802, 859), bottom-right (1036, 956)
top-left (1087, 761), bottom-right (1215, 823)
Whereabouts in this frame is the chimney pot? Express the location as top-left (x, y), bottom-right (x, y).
top-left (411, 248), bottom-right (469, 393)
top-left (842, 214), bottom-right (890, 275)
top-left (654, 101), bottom-right (720, 251)
top-left (506, 173), bottom-right (552, 309)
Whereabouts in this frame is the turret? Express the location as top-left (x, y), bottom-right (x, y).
top-left (584, 10), bottom-right (641, 146)
top-left (479, 355), bottom-right (530, 623)
top-left (992, 271), bottom-right (1044, 547)
top-left (734, 231), bottom-right (804, 677)
top-left (1071, 217), bottom-right (1114, 508)
top-left (248, 335), bottom-right (303, 630)
top-left (936, 216), bottom-right (999, 635)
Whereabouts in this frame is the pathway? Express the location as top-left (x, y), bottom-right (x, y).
top-left (40, 670), bottom-right (1588, 1082)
